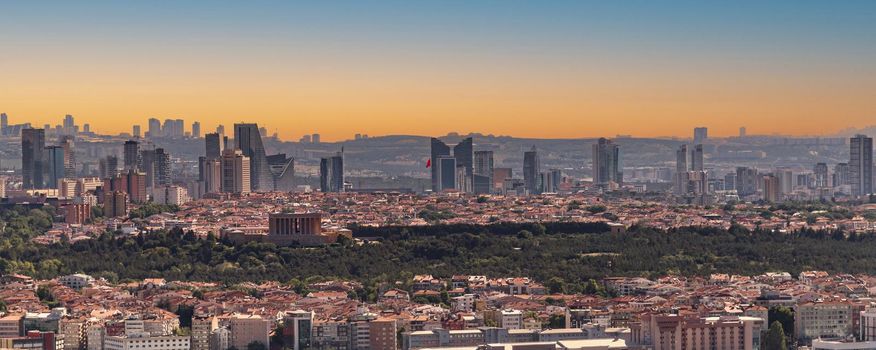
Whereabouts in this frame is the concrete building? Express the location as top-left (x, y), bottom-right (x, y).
top-left (850, 135), bottom-right (873, 196)
top-left (369, 318), bottom-right (397, 350)
top-left (191, 316), bottom-right (218, 350)
top-left (592, 138), bottom-right (622, 186)
top-left (630, 315), bottom-right (762, 350)
top-left (221, 149), bottom-right (251, 194)
top-left (58, 273), bottom-right (94, 290)
top-left (229, 315), bottom-right (270, 350)
top-left (796, 302), bottom-right (854, 341)
top-left (104, 333), bottom-right (189, 350)
top-left (22, 128), bottom-right (46, 189)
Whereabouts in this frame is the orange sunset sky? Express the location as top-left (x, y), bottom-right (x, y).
top-left (2, 1), bottom-right (875, 141)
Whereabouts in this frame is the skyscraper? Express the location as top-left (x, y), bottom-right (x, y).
top-left (63, 114), bottom-right (75, 135)
top-left (453, 137), bottom-right (473, 192)
top-left (235, 123), bottom-right (273, 192)
top-left (203, 158), bottom-right (222, 194)
top-left (430, 138), bottom-right (451, 192)
top-left (473, 151), bottom-right (494, 195)
top-left (22, 128), bottom-right (46, 189)
top-left (192, 122), bottom-right (201, 138)
top-left (592, 138), bottom-right (622, 185)
top-left (834, 163), bottom-right (850, 187)
top-left (0, 113), bottom-right (7, 134)
top-left (736, 167), bottom-right (758, 197)
top-left (60, 135), bottom-right (76, 178)
top-left (850, 134), bottom-right (873, 196)
top-left (691, 144), bottom-right (704, 171)
top-left (139, 149), bottom-right (156, 188)
top-left (132, 125), bottom-right (141, 138)
top-left (147, 118), bottom-right (161, 138)
top-left (205, 133), bottom-right (224, 160)
top-left (123, 140), bottom-right (140, 170)
top-left (693, 127), bottom-right (708, 144)
top-left (430, 137), bottom-right (474, 193)
top-left (45, 146), bottom-right (66, 189)
top-left (436, 156), bottom-right (457, 191)
top-left (155, 148), bottom-right (171, 186)
top-left (523, 146), bottom-right (541, 195)
top-left (814, 163), bottom-right (829, 188)
top-left (675, 145), bottom-right (688, 195)
top-left (222, 149), bottom-right (251, 194)
top-left (319, 151), bottom-right (344, 192)
top-left (762, 174), bottom-right (780, 202)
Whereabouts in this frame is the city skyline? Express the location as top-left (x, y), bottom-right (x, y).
top-left (2, 1), bottom-right (876, 140)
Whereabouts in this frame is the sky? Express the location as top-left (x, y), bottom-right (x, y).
top-left (1, 1), bottom-right (876, 141)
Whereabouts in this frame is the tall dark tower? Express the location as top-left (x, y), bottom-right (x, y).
top-left (430, 138), bottom-right (450, 192)
top-left (234, 123), bottom-right (273, 192)
top-left (523, 146), bottom-right (541, 195)
top-left (22, 128), bottom-right (46, 189)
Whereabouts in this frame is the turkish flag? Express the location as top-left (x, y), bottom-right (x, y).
top-left (426, 159), bottom-right (431, 168)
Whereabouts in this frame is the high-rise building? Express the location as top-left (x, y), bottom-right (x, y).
top-left (736, 167), bottom-right (759, 197)
top-left (430, 138), bottom-right (452, 192)
top-left (155, 148), bottom-right (171, 186)
top-left (850, 134), bottom-right (873, 196)
top-left (723, 173), bottom-right (736, 192)
top-left (132, 125), bottom-right (141, 138)
top-left (319, 151), bottom-right (344, 192)
top-left (45, 146), bottom-right (66, 189)
top-left (430, 137), bottom-right (474, 193)
top-left (147, 118), bottom-right (161, 138)
top-left (814, 163), bottom-right (829, 188)
top-left (63, 114), bottom-right (75, 135)
top-left (103, 191), bottom-right (128, 218)
top-left (739, 127), bottom-right (746, 138)
top-left (542, 169), bottom-right (562, 193)
top-left (473, 151), bottom-right (494, 195)
top-left (691, 144), bottom-right (704, 171)
top-left (203, 158), bottom-right (222, 194)
top-left (436, 156), bottom-right (457, 191)
top-left (22, 128), bottom-right (46, 189)
top-left (82, 124), bottom-right (90, 133)
top-left (205, 133), bottom-right (224, 160)
top-left (523, 146), bottom-right (541, 195)
top-left (234, 123), bottom-right (272, 192)
top-left (60, 135), bottom-right (76, 178)
top-left (592, 138), bottom-right (622, 186)
top-left (123, 140), bottom-right (140, 170)
top-left (675, 145), bottom-right (688, 195)
top-left (139, 149), bottom-right (157, 188)
top-left (100, 155), bottom-right (120, 178)
top-left (762, 174), bottom-right (781, 202)
top-left (693, 127), bottom-right (708, 144)
top-left (834, 163), bottom-right (850, 187)
top-left (776, 168), bottom-right (794, 195)
top-left (191, 122), bottom-right (201, 138)
top-left (0, 113), bottom-right (7, 133)
top-left (191, 316), bottom-right (218, 350)
top-left (453, 137), bottom-right (473, 192)
top-left (312, 133), bottom-right (321, 144)
top-left (221, 149), bottom-right (251, 194)
top-left (493, 168), bottom-right (512, 190)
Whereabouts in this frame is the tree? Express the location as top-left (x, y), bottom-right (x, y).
top-left (764, 321), bottom-right (787, 350)
top-left (768, 306), bottom-right (794, 340)
top-left (546, 277), bottom-right (566, 294)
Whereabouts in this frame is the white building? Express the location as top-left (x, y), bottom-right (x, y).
top-left (451, 294), bottom-right (476, 312)
top-left (58, 274), bottom-right (94, 290)
top-left (812, 339), bottom-right (876, 350)
top-left (152, 185), bottom-right (190, 205)
top-left (104, 333), bottom-right (190, 350)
